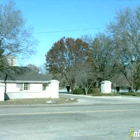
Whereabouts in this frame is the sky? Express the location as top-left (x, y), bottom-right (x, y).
top-left (1, 0), bottom-right (140, 67)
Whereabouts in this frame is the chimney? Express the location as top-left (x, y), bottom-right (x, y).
top-left (7, 56), bottom-right (16, 66)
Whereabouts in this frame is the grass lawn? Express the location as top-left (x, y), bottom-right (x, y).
top-left (75, 92), bottom-right (140, 97)
top-left (91, 92), bottom-right (140, 97)
top-left (0, 97), bottom-right (78, 105)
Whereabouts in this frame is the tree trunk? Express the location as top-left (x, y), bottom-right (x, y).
top-left (84, 87), bottom-right (88, 95)
top-left (4, 73), bottom-right (7, 94)
top-left (70, 84), bottom-right (74, 94)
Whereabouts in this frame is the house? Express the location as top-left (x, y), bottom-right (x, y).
top-left (0, 66), bottom-right (59, 101)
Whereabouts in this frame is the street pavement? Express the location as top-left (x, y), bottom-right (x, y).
top-left (0, 94), bottom-right (140, 140)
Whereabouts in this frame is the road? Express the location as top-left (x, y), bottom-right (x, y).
top-left (0, 102), bottom-right (140, 140)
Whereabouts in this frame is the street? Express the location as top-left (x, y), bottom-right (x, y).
top-left (0, 102), bottom-right (140, 140)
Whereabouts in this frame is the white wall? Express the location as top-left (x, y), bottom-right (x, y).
top-left (0, 83), bottom-right (5, 101)
top-left (6, 92), bottom-right (50, 99)
top-left (50, 80), bottom-right (59, 98)
top-left (6, 83), bottom-right (19, 92)
top-left (30, 84), bottom-right (42, 92)
top-left (4, 80), bottom-right (59, 100)
top-left (43, 80), bottom-right (59, 98)
top-left (6, 83), bottom-right (43, 92)
top-left (101, 80), bottom-right (112, 93)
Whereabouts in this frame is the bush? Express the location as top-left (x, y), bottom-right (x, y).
top-left (73, 88), bottom-right (94, 95)
top-left (92, 92), bottom-right (119, 96)
top-left (118, 92), bottom-right (140, 96)
top-left (88, 88), bottom-right (94, 94)
top-left (73, 88), bottom-right (121, 96)
top-left (73, 89), bottom-right (85, 95)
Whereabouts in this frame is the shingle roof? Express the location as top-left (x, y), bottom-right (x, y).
top-left (0, 66), bottom-right (50, 83)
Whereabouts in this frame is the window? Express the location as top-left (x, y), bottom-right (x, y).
top-left (16, 83), bottom-right (23, 91)
top-left (24, 83), bottom-right (30, 90)
top-left (16, 83), bottom-right (23, 88)
top-left (16, 83), bottom-right (30, 90)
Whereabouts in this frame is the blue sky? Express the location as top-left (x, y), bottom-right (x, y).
top-left (1, 0), bottom-right (140, 67)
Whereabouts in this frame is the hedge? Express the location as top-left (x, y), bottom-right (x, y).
top-left (73, 88), bottom-right (94, 95)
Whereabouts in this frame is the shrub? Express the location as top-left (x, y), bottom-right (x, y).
top-left (92, 92), bottom-right (119, 96)
top-left (118, 92), bottom-right (140, 96)
top-left (73, 88), bottom-right (121, 96)
top-left (73, 88), bottom-right (94, 95)
top-left (73, 89), bottom-right (85, 95)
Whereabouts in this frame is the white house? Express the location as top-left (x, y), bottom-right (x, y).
top-left (0, 66), bottom-right (59, 100)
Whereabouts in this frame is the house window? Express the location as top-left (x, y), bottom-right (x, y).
top-left (16, 83), bottom-right (23, 88)
top-left (24, 83), bottom-right (30, 90)
top-left (16, 83), bottom-right (23, 91)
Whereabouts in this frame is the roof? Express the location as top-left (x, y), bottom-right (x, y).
top-left (0, 66), bottom-right (50, 83)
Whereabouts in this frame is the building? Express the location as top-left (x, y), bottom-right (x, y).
top-left (0, 66), bottom-right (59, 100)
top-left (7, 56), bottom-right (16, 66)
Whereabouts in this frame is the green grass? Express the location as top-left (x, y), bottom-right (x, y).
top-left (92, 92), bottom-right (140, 97)
top-left (92, 92), bottom-right (120, 96)
top-left (73, 88), bottom-right (140, 97)
top-left (0, 97), bottom-right (78, 105)
top-left (118, 92), bottom-right (140, 96)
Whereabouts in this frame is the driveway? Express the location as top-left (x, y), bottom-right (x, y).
top-left (60, 93), bottom-right (140, 105)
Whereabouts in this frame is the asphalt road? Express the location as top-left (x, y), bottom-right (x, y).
top-left (0, 102), bottom-right (140, 140)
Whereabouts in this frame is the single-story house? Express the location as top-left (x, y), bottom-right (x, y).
top-left (0, 66), bottom-right (59, 100)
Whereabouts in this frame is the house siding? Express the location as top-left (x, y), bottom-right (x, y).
top-left (6, 83), bottom-right (19, 92)
top-left (6, 83), bottom-right (43, 92)
top-left (1, 80), bottom-right (59, 100)
top-left (30, 84), bottom-right (42, 92)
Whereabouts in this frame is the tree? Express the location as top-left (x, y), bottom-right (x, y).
top-left (0, 1), bottom-right (37, 70)
top-left (38, 64), bottom-right (47, 75)
top-left (27, 64), bottom-right (40, 73)
top-left (0, 1), bottom-right (37, 95)
top-left (76, 62), bottom-right (95, 95)
top-left (0, 48), bottom-right (9, 71)
top-left (107, 6), bottom-right (140, 91)
top-left (84, 33), bottom-right (119, 88)
top-left (45, 37), bottom-right (91, 93)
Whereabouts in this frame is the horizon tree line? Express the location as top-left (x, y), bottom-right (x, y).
top-left (45, 5), bottom-right (140, 94)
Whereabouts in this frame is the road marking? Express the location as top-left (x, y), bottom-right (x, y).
top-left (0, 108), bottom-right (139, 116)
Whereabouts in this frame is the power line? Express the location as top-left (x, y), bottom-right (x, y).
top-left (34, 27), bottom-right (105, 34)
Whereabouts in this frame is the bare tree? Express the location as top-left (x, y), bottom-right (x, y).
top-left (107, 6), bottom-right (140, 91)
top-left (0, 1), bottom-right (37, 95)
top-left (27, 64), bottom-right (40, 73)
top-left (38, 64), bottom-right (47, 75)
top-left (83, 33), bottom-right (119, 87)
top-left (76, 62), bottom-right (95, 95)
top-left (0, 1), bottom-right (37, 69)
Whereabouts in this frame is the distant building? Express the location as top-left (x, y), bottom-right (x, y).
top-left (7, 56), bottom-right (16, 66)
